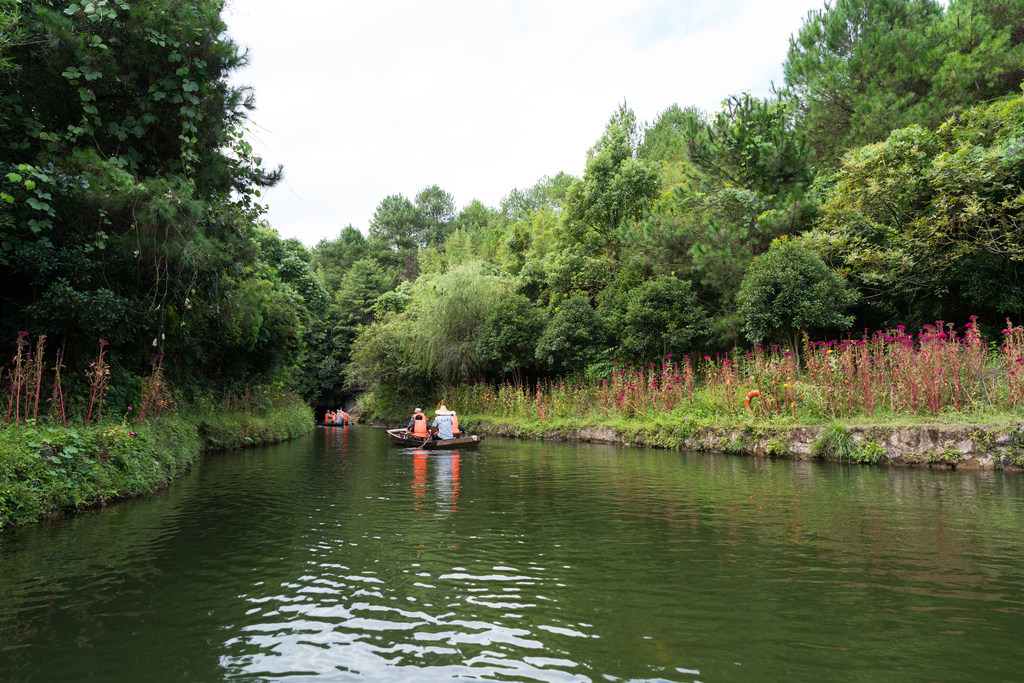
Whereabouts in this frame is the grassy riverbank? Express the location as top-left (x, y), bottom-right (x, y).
top-left (0, 397), bottom-right (314, 529)
top-left (353, 323), bottom-right (1024, 467)
top-left (457, 410), bottom-right (1024, 469)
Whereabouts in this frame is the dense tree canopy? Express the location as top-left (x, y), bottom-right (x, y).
top-left (0, 0), bottom-right (311, 413)
top-left (784, 0), bottom-right (1024, 165)
top-left (737, 237), bottom-right (858, 356)
top-left (6, 0), bottom-right (1023, 418)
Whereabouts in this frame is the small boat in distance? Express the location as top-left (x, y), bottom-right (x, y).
top-left (386, 429), bottom-right (483, 450)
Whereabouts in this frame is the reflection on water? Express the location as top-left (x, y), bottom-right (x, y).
top-left (2, 426), bottom-right (1024, 682)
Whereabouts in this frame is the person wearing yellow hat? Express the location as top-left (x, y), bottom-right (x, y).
top-left (431, 405), bottom-right (454, 441)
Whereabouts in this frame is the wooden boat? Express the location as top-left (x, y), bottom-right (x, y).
top-left (386, 428), bottom-right (484, 449)
top-left (319, 420), bottom-right (348, 426)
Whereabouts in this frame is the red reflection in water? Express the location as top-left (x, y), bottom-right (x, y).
top-left (407, 450), bottom-right (464, 547)
top-left (450, 452), bottom-right (460, 511)
top-left (323, 426), bottom-right (349, 474)
top-left (412, 450), bottom-right (428, 513)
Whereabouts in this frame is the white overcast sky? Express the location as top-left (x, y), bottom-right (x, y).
top-left (223, 0), bottom-right (820, 246)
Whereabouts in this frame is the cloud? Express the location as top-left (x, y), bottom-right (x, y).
top-left (224, 0), bottom-right (816, 245)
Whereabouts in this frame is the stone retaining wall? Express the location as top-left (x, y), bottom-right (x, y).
top-left (473, 421), bottom-right (1024, 470)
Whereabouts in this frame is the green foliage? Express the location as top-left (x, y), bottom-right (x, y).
top-left (346, 314), bottom-right (423, 397)
top-left (784, 0), bottom-right (943, 164)
top-left (501, 173), bottom-right (576, 224)
top-left (0, 1), bottom-right (18, 77)
top-left (783, 0), bottom-right (1024, 166)
top-left (766, 438), bottom-right (790, 458)
top-left (0, 395), bottom-right (312, 528)
top-left (628, 95), bottom-right (817, 349)
top-left (254, 224), bottom-right (328, 315)
top-left (564, 104), bottom-right (661, 253)
top-left (368, 193), bottom-right (424, 251)
top-left (311, 225), bottom-right (372, 291)
top-left (854, 441), bottom-right (887, 463)
top-left (806, 91), bottom-right (1024, 330)
top-left (812, 421), bottom-right (857, 460)
top-left (367, 185), bottom-right (457, 252)
top-left (637, 103), bottom-right (696, 164)
top-left (346, 261), bottom-right (508, 406)
top-left (408, 261), bottom-right (508, 382)
top-left (0, 0), bottom-right (302, 391)
top-left (931, 0), bottom-right (1024, 111)
top-left (534, 294), bottom-right (606, 377)
top-left (595, 261), bottom-right (652, 346)
top-left (619, 275), bottom-right (709, 363)
top-left (722, 436), bottom-right (747, 454)
top-left (476, 293), bottom-right (547, 384)
top-left (416, 184), bottom-right (456, 247)
top-left (737, 236), bottom-right (857, 353)
top-left (687, 94), bottom-right (814, 201)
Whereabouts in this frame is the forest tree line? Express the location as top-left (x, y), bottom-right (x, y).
top-left (306, 0), bottom-right (1024, 415)
top-left (0, 0), bottom-right (328, 413)
top-left (2, 0), bottom-right (1023, 419)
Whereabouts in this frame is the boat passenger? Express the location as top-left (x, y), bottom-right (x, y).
top-left (341, 410), bottom-right (349, 423)
top-left (451, 410), bottom-right (462, 436)
top-left (409, 408), bottom-right (429, 436)
top-left (325, 410), bottom-right (334, 423)
top-left (432, 405), bottom-right (454, 441)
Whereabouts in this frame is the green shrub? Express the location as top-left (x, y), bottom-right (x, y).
top-left (925, 448), bottom-right (962, 465)
top-left (766, 438), bottom-right (790, 458)
top-left (723, 437), bottom-right (747, 454)
top-left (812, 421), bottom-right (856, 461)
top-left (854, 441), bottom-right (887, 464)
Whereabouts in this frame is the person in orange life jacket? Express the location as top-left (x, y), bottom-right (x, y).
top-left (450, 410), bottom-right (462, 436)
top-left (408, 408), bottom-right (429, 436)
top-left (431, 405), bottom-right (454, 441)
top-left (325, 410), bottom-right (334, 423)
top-left (341, 410), bottom-right (349, 423)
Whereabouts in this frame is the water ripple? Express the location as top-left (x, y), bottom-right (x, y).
top-left (4, 429), bottom-right (1024, 682)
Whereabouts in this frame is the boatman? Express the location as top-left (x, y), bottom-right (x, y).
top-left (408, 408), bottom-right (429, 437)
top-left (431, 405), bottom-right (454, 441)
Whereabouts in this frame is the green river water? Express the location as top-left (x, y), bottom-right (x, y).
top-left (1, 426), bottom-right (1023, 682)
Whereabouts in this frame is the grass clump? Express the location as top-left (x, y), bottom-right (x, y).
top-left (812, 421), bottom-right (857, 461)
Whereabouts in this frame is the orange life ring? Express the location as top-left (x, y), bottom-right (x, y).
top-left (744, 390), bottom-right (760, 412)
